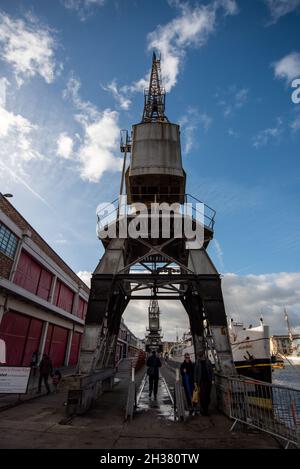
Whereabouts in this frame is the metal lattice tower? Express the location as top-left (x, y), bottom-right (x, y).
top-left (142, 52), bottom-right (168, 123)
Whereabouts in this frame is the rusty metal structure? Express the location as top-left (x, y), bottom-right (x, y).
top-left (67, 53), bottom-right (235, 414)
top-left (145, 299), bottom-right (163, 353)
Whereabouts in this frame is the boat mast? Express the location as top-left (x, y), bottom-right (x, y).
top-left (284, 308), bottom-right (293, 342)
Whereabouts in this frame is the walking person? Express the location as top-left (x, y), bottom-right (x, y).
top-left (180, 353), bottom-right (195, 415)
top-left (146, 350), bottom-right (161, 400)
top-left (194, 356), bottom-right (213, 416)
top-left (37, 354), bottom-right (53, 395)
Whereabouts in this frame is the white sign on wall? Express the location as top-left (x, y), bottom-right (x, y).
top-left (0, 366), bottom-right (31, 394)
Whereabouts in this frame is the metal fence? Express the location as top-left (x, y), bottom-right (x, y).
top-left (215, 374), bottom-right (300, 448)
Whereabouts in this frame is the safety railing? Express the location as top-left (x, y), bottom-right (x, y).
top-left (215, 374), bottom-right (300, 448)
top-left (125, 367), bottom-right (137, 421)
top-left (96, 193), bottom-right (216, 238)
top-left (174, 369), bottom-right (186, 421)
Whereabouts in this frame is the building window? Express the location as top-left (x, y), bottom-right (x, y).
top-left (0, 223), bottom-right (18, 259)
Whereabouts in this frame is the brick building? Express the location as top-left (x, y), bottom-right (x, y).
top-left (0, 193), bottom-right (89, 369)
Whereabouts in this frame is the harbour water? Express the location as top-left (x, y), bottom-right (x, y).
top-left (272, 364), bottom-right (300, 390)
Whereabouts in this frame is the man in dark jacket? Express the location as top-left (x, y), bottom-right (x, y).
top-left (37, 354), bottom-right (53, 394)
top-left (194, 357), bottom-right (213, 416)
top-left (146, 351), bottom-right (161, 399)
top-left (180, 353), bottom-right (195, 413)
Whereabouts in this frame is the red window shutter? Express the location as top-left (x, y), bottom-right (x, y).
top-left (23, 257), bottom-right (41, 294)
top-left (57, 282), bottom-right (74, 313)
top-left (14, 251), bottom-right (42, 296)
top-left (77, 298), bottom-right (84, 318)
top-left (13, 251), bottom-right (28, 288)
top-left (0, 311), bottom-right (31, 365)
top-left (37, 269), bottom-right (52, 301)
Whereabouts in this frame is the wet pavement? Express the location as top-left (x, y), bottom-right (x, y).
top-left (136, 373), bottom-right (175, 421)
top-left (0, 363), bottom-right (281, 449)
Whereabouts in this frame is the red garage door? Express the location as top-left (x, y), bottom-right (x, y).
top-left (22, 318), bottom-right (43, 366)
top-left (0, 311), bottom-right (42, 365)
top-left (68, 332), bottom-right (82, 365)
top-left (44, 324), bottom-right (68, 367)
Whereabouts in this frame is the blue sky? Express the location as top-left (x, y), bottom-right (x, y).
top-left (1, 0), bottom-right (300, 339)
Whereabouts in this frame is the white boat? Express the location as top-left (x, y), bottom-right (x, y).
top-left (282, 309), bottom-right (300, 365)
top-left (170, 333), bottom-right (195, 363)
top-left (229, 318), bottom-right (272, 382)
top-left (170, 318), bottom-right (272, 382)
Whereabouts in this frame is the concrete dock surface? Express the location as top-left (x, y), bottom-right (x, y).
top-left (0, 364), bottom-right (280, 449)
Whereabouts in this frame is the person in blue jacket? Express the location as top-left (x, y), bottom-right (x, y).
top-left (180, 353), bottom-right (195, 414)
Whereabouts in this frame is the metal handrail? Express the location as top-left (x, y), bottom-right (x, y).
top-left (215, 373), bottom-right (300, 448)
top-left (96, 194), bottom-right (216, 233)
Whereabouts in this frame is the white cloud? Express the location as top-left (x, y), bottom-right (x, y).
top-left (62, 0), bottom-right (105, 21)
top-left (147, 0), bottom-right (238, 93)
top-left (228, 128), bottom-right (239, 137)
top-left (57, 132), bottom-right (74, 159)
top-left (235, 88), bottom-right (248, 108)
top-left (264, 0), bottom-right (300, 24)
top-left (222, 272), bottom-right (300, 334)
top-left (217, 87), bottom-right (249, 117)
top-left (77, 270), bottom-right (92, 288)
top-left (0, 12), bottom-right (58, 86)
top-left (290, 114), bottom-right (300, 131)
top-left (77, 269), bottom-right (300, 339)
top-left (273, 52), bottom-right (300, 84)
top-left (0, 76), bottom-right (9, 106)
top-left (103, 1), bottom-right (237, 109)
top-left (78, 109), bottom-right (122, 182)
top-left (123, 299), bottom-right (190, 341)
top-left (0, 76), bottom-right (41, 167)
top-left (253, 117), bottom-right (283, 148)
top-left (64, 76), bottom-right (123, 182)
top-left (213, 239), bottom-right (224, 270)
top-left (0, 160), bottom-right (50, 208)
top-left (122, 272), bottom-right (300, 340)
top-left (102, 80), bottom-right (132, 110)
top-left (179, 107), bottom-right (212, 154)
top-left (63, 76), bottom-right (98, 121)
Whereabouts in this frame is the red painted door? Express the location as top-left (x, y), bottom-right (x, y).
top-left (22, 318), bottom-right (43, 366)
top-left (49, 326), bottom-right (68, 367)
top-left (0, 311), bottom-right (30, 365)
top-left (68, 332), bottom-right (81, 365)
top-left (44, 324), bottom-right (54, 356)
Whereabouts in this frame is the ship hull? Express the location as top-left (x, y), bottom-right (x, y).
top-left (234, 358), bottom-right (273, 383)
